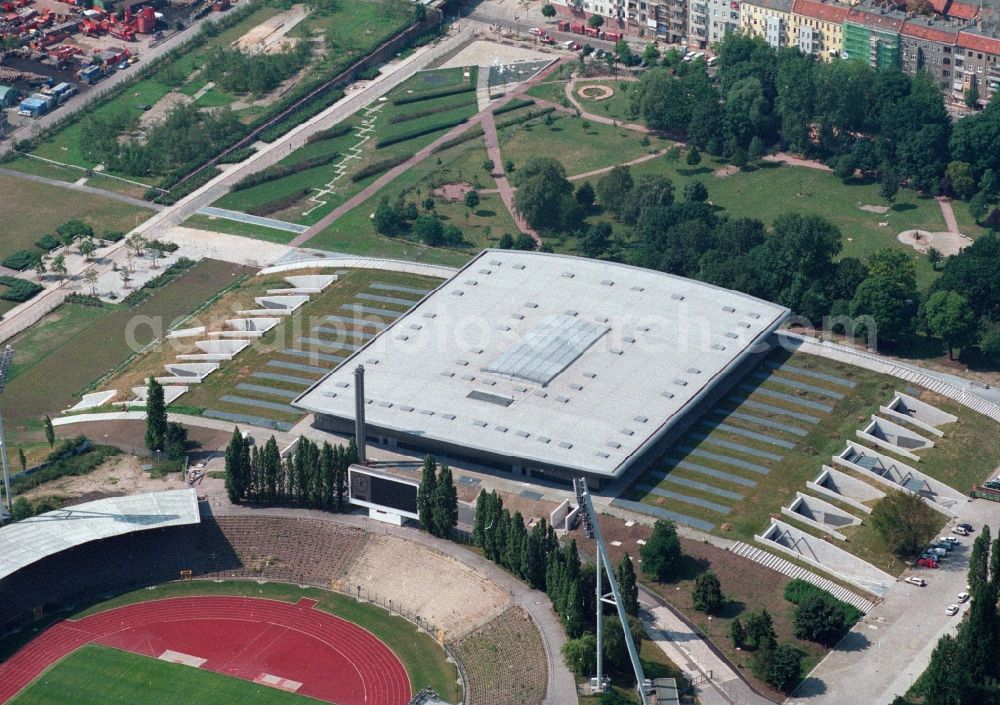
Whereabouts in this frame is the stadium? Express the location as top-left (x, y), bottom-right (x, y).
top-left (295, 250), bottom-right (790, 487)
top-left (0, 489), bottom-right (558, 705)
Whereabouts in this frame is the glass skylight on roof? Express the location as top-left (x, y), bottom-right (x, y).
top-left (485, 315), bottom-right (609, 386)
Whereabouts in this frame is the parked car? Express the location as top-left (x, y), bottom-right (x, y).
top-left (528, 27), bottom-right (543, 36)
top-left (905, 577), bottom-right (926, 586)
top-left (925, 547), bottom-right (948, 556)
top-left (939, 536), bottom-right (960, 545)
top-left (917, 557), bottom-right (939, 568)
top-left (957, 523), bottom-right (974, 532)
top-left (953, 526), bottom-right (971, 536)
top-left (946, 604), bottom-right (960, 615)
top-left (957, 592), bottom-right (970, 603)
top-left (539, 35), bottom-right (554, 44)
top-left (930, 541), bottom-right (953, 552)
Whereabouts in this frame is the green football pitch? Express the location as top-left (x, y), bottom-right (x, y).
top-left (10, 645), bottom-right (322, 705)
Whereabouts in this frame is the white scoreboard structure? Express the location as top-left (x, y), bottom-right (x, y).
top-left (348, 466), bottom-right (420, 526)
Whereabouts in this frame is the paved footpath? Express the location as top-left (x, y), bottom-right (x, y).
top-left (0, 168), bottom-right (163, 211)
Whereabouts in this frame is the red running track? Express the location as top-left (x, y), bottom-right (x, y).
top-left (0, 596), bottom-right (410, 705)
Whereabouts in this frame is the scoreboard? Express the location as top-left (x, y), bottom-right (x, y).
top-left (348, 466), bottom-right (419, 521)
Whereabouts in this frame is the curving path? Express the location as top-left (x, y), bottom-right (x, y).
top-left (0, 596), bottom-right (410, 705)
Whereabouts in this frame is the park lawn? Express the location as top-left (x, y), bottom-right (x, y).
top-left (498, 111), bottom-right (664, 177)
top-left (10, 645), bottom-right (325, 705)
top-left (572, 78), bottom-right (637, 122)
top-left (68, 580), bottom-right (460, 702)
top-left (2, 156), bottom-right (79, 182)
top-left (0, 174), bottom-right (151, 261)
top-left (525, 79), bottom-right (569, 105)
top-left (433, 193), bottom-right (521, 249)
top-left (181, 213), bottom-right (298, 243)
top-left (3, 259), bottom-right (251, 446)
top-left (627, 159), bottom-right (946, 289)
top-left (577, 640), bottom-right (687, 705)
top-left (288, 0), bottom-right (413, 72)
top-left (950, 199), bottom-right (989, 238)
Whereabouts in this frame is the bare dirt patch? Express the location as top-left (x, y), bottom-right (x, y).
top-left (714, 164), bottom-right (740, 178)
top-left (577, 84), bottom-right (614, 101)
top-left (897, 229), bottom-right (972, 257)
top-left (233, 5), bottom-right (309, 55)
top-left (434, 182), bottom-right (474, 201)
top-left (22, 454), bottom-right (186, 503)
top-left (137, 91), bottom-right (192, 134)
top-left (858, 204), bottom-right (889, 214)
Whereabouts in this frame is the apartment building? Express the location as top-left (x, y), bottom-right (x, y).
top-left (740, 0), bottom-right (794, 48)
top-left (900, 19), bottom-right (958, 91)
top-left (790, 0), bottom-right (850, 60)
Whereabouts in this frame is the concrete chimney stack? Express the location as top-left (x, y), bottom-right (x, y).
top-left (354, 364), bottom-right (367, 464)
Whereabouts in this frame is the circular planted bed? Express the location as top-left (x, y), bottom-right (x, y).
top-left (577, 84), bottom-right (615, 101)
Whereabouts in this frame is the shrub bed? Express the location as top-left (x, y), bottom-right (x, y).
top-left (34, 234), bottom-right (61, 252)
top-left (390, 82), bottom-right (474, 106)
top-left (307, 123), bottom-right (354, 144)
top-left (495, 106), bottom-right (556, 130)
top-left (218, 146), bottom-right (256, 164)
top-left (258, 89), bottom-right (346, 143)
top-left (232, 152), bottom-right (341, 192)
top-left (389, 97), bottom-right (475, 124)
top-left (247, 187), bottom-right (311, 216)
top-left (492, 98), bottom-right (535, 115)
top-left (2, 250), bottom-right (41, 271)
top-left (784, 580), bottom-right (863, 625)
top-left (349, 154), bottom-right (410, 182)
top-left (432, 124), bottom-right (485, 153)
top-left (376, 114), bottom-right (470, 148)
top-left (0, 276), bottom-right (42, 302)
top-left (12, 439), bottom-right (120, 494)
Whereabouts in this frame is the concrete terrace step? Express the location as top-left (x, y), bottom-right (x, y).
top-left (728, 541), bottom-right (876, 613)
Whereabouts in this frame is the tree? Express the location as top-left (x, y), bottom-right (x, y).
top-left (980, 322), bottom-right (1000, 359)
top-left (965, 84), bottom-right (980, 109)
top-left (57, 219), bottom-right (93, 245)
top-left (498, 233), bottom-right (515, 249)
top-left (748, 135), bottom-right (765, 162)
top-left (514, 233), bottom-right (538, 251)
top-left (541, 3), bottom-right (556, 18)
top-left (640, 520), bottom-right (683, 582)
top-left (686, 146), bottom-right (702, 166)
top-left (51, 254), bottom-right (67, 283)
top-left (432, 464), bottom-right (458, 538)
top-left (870, 491), bottom-right (938, 557)
top-left (924, 290), bottom-right (977, 359)
top-left (17, 447), bottom-right (25, 473)
top-left (373, 198), bottom-right (404, 237)
top-left (880, 169), bottom-right (899, 204)
top-left (224, 427), bottom-right (247, 502)
top-left (867, 248), bottom-right (917, 293)
top-left (794, 594), bottom-right (847, 645)
top-left (579, 222), bottom-right (612, 258)
top-left (849, 276), bottom-right (916, 344)
top-left (411, 215), bottom-right (445, 246)
top-left (969, 191), bottom-right (989, 223)
top-left (482, 159), bottom-right (494, 173)
top-left (464, 189), bottom-right (480, 209)
top-left (11, 496), bottom-right (32, 521)
top-left (683, 180), bottom-right (708, 203)
top-left (79, 238), bottom-right (97, 260)
top-left (946, 160), bottom-right (977, 200)
top-left (163, 422), bottom-right (188, 461)
top-left (513, 156), bottom-right (573, 231)
top-left (968, 525), bottom-right (991, 599)
top-left (145, 377), bottom-right (167, 452)
top-left (83, 269), bottom-right (99, 296)
top-left (587, 13), bottom-right (603, 28)
top-left (692, 572), bottom-right (723, 614)
top-left (602, 614), bottom-right (644, 674)
top-left (417, 455), bottom-right (437, 531)
top-left (743, 609), bottom-right (776, 651)
top-left (926, 246), bottom-right (943, 271)
top-left (616, 554), bottom-right (640, 616)
top-left (765, 644), bottom-right (803, 692)
top-left (422, 197), bottom-right (435, 212)
top-left (119, 268), bottom-right (131, 289)
top-left (575, 181), bottom-right (595, 208)
top-left (643, 43), bottom-right (661, 64)
top-left (596, 166), bottom-right (634, 218)
top-left (561, 634), bottom-right (597, 675)
top-left (44, 415), bottom-right (54, 448)
top-left (729, 618), bottom-right (747, 649)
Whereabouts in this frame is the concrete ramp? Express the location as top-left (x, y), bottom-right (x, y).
top-left (808, 466), bottom-right (885, 514)
top-left (782, 491), bottom-right (861, 541)
top-left (881, 392), bottom-right (957, 437)
top-left (267, 274), bottom-right (338, 295)
top-left (166, 326), bottom-right (206, 339)
top-left (195, 339), bottom-right (251, 356)
top-left (254, 295), bottom-right (309, 312)
top-left (66, 390), bottom-right (117, 413)
top-left (223, 318), bottom-right (281, 335)
top-left (834, 441), bottom-right (963, 515)
top-left (116, 385), bottom-right (188, 408)
top-left (757, 518), bottom-right (894, 596)
top-left (164, 362), bottom-right (219, 381)
top-left (237, 308), bottom-right (295, 317)
top-left (857, 415), bottom-right (934, 459)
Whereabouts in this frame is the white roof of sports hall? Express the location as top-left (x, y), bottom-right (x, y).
top-left (294, 250), bottom-right (789, 478)
top-left (0, 489), bottom-right (199, 581)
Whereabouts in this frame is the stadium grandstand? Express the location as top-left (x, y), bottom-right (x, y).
top-left (295, 250), bottom-right (789, 487)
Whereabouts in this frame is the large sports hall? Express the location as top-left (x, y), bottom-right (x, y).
top-left (294, 250), bottom-right (790, 486)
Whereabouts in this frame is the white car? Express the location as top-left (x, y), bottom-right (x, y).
top-left (946, 604), bottom-right (960, 615)
top-left (939, 536), bottom-right (960, 545)
top-left (528, 27), bottom-right (543, 36)
top-left (904, 577), bottom-right (926, 587)
top-left (957, 592), bottom-right (970, 603)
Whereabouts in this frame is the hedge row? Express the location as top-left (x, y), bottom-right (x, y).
top-left (496, 106), bottom-right (555, 130)
top-left (232, 151), bottom-right (341, 192)
top-left (13, 440), bottom-right (119, 494)
top-left (2, 249), bottom-right (41, 271)
top-left (307, 122), bottom-right (354, 144)
top-left (783, 579), bottom-right (863, 625)
top-left (0, 276), bottom-right (43, 302)
top-left (35, 234), bottom-right (60, 252)
top-left (258, 89), bottom-right (346, 143)
top-left (492, 98), bottom-right (535, 115)
top-left (432, 124), bottom-right (485, 153)
top-left (389, 97), bottom-right (475, 124)
top-left (390, 82), bottom-right (474, 106)
top-left (150, 167), bottom-right (220, 205)
top-left (218, 146), bottom-right (256, 164)
top-left (376, 114), bottom-right (470, 148)
top-left (247, 187), bottom-right (311, 217)
top-left (349, 154), bottom-right (410, 182)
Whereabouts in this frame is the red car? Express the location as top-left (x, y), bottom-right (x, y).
top-left (917, 557), bottom-right (939, 569)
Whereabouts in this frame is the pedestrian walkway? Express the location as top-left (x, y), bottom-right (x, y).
top-left (196, 207), bottom-right (309, 234)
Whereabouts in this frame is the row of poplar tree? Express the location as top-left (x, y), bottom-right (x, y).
top-left (471, 490), bottom-right (640, 644)
top-left (224, 429), bottom-right (357, 509)
top-left (416, 455), bottom-right (459, 539)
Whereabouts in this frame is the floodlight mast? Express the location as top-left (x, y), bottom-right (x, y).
top-left (0, 345), bottom-right (14, 524)
top-left (574, 477), bottom-right (650, 702)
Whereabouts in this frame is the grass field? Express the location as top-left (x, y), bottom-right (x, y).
top-left (11, 579), bottom-right (460, 704)
top-left (70, 580), bottom-right (461, 701)
top-left (0, 174), bottom-right (151, 261)
top-left (4, 260), bottom-right (250, 446)
top-left (571, 79), bottom-right (637, 122)
top-left (182, 213), bottom-right (300, 243)
top-left (525, 79), bottom-right (569, 105)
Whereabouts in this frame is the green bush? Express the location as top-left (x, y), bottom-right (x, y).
top-left (0, 276), bottom-right (43, 302)
top-left (306, 123), bottom-right (354, 144)
top-left (389, 97), bottom-right (475, 124)
top-left (376, 113), bottom-right (470, 148)
top-left (153, 167), bottom-right (221, 205)
top-left (218, 146), bottom-right (256, 164)
top-left (102, 230), bottom-right (126, 242)
top-left (496, 107), bottom-right (556, 130)
top-left (247, 187), bottom-right (311, 216)
top-left (232, 151), bottom-right (341, 191)
top-left (492, 98), bottom-right (535, 115)
top-left (432, 124), bottom-right (485, 153)
top-left (391, 82), bottom-right (474, 106)
top-left (35, 234), bottom-right (61, 252)
top-left (350, 154), bottom-right (410, 182)
top-left (258, 89), bottom-right (346, 143)
top-left (13, 439), bottom-right (120, 494)
top-left (784, 579), bottom-right (863, 626)
top-left (2, 249), bottom-right (41, 271)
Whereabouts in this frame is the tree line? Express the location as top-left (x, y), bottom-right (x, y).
top-left (223, 429), bottom-right (356, 509)
top-left (416, 455), bottom-right (458, 538)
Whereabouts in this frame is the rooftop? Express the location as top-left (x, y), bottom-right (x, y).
top-left (0, 489), bottom-right (200, 581)
top-left (792, 0), bottom-right (850, 25)
top-left (847, 4), bottom-right (907, 31)
top-left (295, 251), bottom-right (789, 478)
top-left (742, 0), bottom-right (795, 13)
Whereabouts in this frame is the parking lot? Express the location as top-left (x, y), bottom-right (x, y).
top-left (790, 497), bottom-right (1000, 705)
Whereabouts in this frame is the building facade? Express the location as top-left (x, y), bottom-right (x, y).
top-left (654, 0), bottom-right (689, 42)
top-left (740, 0), bottom-right (794, 49)
top-left (843, 5), bottom-right (904, 70)
top-left (900, 20), bottom-right (958, 92)
top-left (789, 0), bottom-right (849, 60)
top-left (955, 31), bottom-right (1000, 104)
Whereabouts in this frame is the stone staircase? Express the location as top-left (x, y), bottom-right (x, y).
top-left (889, 365), bottom-right (1000, 423)
top-left (424, 32), bottom-right (477, 70)
top-left (729, 541), bottom-right (876, 613)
